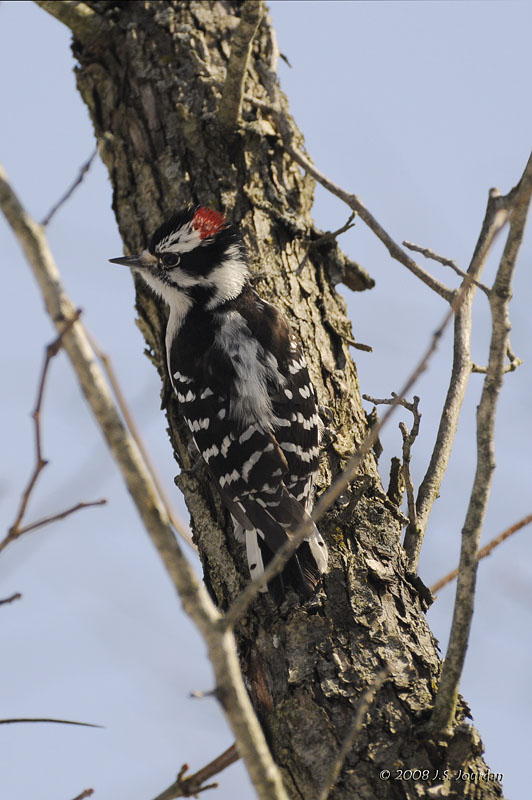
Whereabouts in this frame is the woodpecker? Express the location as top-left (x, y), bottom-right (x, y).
top-left (110, 206), bottom-right (328, 600)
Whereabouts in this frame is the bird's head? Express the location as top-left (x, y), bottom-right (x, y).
top-left (110, 206), bottom-right (248, 309)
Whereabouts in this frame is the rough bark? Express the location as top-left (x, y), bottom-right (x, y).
top-left (45, 1), bottom-right (505, 797)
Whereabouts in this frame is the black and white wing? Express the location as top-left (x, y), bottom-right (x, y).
top-left (169, 291), bottom-right (328, 599)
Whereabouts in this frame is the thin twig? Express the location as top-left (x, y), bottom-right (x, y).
top-left (403, 240), bottom-right (490, 295)
top-left (10, 311), bottom-right (80, 532)
top-left (0, 718), bottom-right (103, 728)
top-left (472, 341), bottom-right (523, 374)
top-left (0, 163), bottom-right (288, 800)
top-left (399, 417), bottom-right (418, 532)
top-left (472, 361), bottom-right (522, 374)
top-left (350, 340), bottom-right (373, 352)
top-left (152, 744), bottom-right (239, 800)
top-left (86, 332), bottom-right (195, 550)
top-left (41, 147), bottom-right (98, 227)
top-left (317, 668), bottom-right (390, 800)
top-left (0, 312), bottom-right (107, 555)
top-left (287, 150), bottom-right (454, 299)
top-left (430, 150), bottom-right (532, 734)
top-left (218, 1), bottom-right (264, 131)
top-left (14, 499), bottom-right (107, 538)
top-left (297, 212), bottom-right (355, 274)
top-left (310, 213), bottom-right (356, 249)
top-left (404, 187), bottom-right (511, 570)
top-left (362, 393), bottom-right (417, 412)
top-left (363, 393), bottom-right (420, 530)
top-left (69, 790), bottom-right (94, 800)
top-left (506, 341), bottom-right (522, 370)
top-left (0, 592), bottom-right (22, 606)
top-left (430, 513), bottom-right (532, 595)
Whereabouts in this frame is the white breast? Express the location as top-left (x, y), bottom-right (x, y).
top-left (215, 310), bottom-right (284, 429)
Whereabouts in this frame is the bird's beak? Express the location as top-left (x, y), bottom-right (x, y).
top-left (108, 250), bottom-right (157, 269)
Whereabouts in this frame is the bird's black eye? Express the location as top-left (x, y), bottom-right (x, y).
top-left (161, 252), bottom-right (181, 268)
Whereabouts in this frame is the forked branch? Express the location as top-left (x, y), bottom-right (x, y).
top-left (404, 188), bottom-right (511, 569)
top-left (403, 240), bottom-right (490, 295)
top-left (1, 311), bottom-right (107, 555)
top-left (430, 150), bottom-right (532, 734)
top-left (152, 744), bottom-right (239, 800)
top-left (363, 393), bottom-right (421, 531)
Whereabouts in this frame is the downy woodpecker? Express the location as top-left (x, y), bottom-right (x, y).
top-left (110, 207), bottom-right (328, 600)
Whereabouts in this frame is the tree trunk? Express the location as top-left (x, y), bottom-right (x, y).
top-left (51, 1), bottom-right (505, 797)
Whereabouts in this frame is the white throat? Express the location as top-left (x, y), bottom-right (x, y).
top-left (135, 267), bottom-right (193, 376)
top-left (205, 244), bottom-right (249, 309)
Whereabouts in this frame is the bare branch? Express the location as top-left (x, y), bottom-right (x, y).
top-left (218, 1), bottom-right (264, 131)
top-left (403, 240), bottom-right (490, 295)
top-left (0, 163), bottom-right (288, 800)
top-left (362, 393), bottom-right (417, 413)
top-left (35, 1), bottom-right (104, 42)
top-left (318, 668), bottom-right (390, 800)
top-left (152, 744), bottom-right (239, 800)
top-left (69, 790), bottom-right (94, 800)
top-left (430, 150), bottom-right (532, 734)
top-left (290, 153), bottom-right (453, 300)
top-left (309, 213), bottom-right (356, 249)
top-left (296, 212), bottom-right (355, 275)
top-left (506, 341), bottom-right (522, 370)
top-left (472, 361), bottom-right (522, 374)
top-left (0, 718), bottom-right (103, 728)
top-left (404, 187), bottom-right (511, 569)
top-left (399, 417), bottom-right (418, 533)
top-left (472, 342), bottom-right (523, 374)
top-left (0, 592), bottom-right (22, 606)
top-left (349, 339), bottom-right (373, 353)
top-left (255, 63), bottom-right (454, 303)
top-left (41, 147), bottom-right (98, 227)
top-left (258, 59), bottom-right (518, 580)
top-left (86, 332), bottom-right (195, 550)
top-left (9, 312), bottom-right (80, 534)
top-left (13, 499), bottom-right (107, 538)
top-left (363, 393), bottom-right (420, 529)
top-left (430, 512), bottom-right (532, 595)
top-left (0, 312), bottom-right (107, 555)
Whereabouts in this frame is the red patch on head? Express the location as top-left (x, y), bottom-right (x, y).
top-left (192, 207), bottom-right (226, 240)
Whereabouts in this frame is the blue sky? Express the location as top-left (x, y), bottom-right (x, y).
top-left (1, 2), bottom-right (531, 798)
